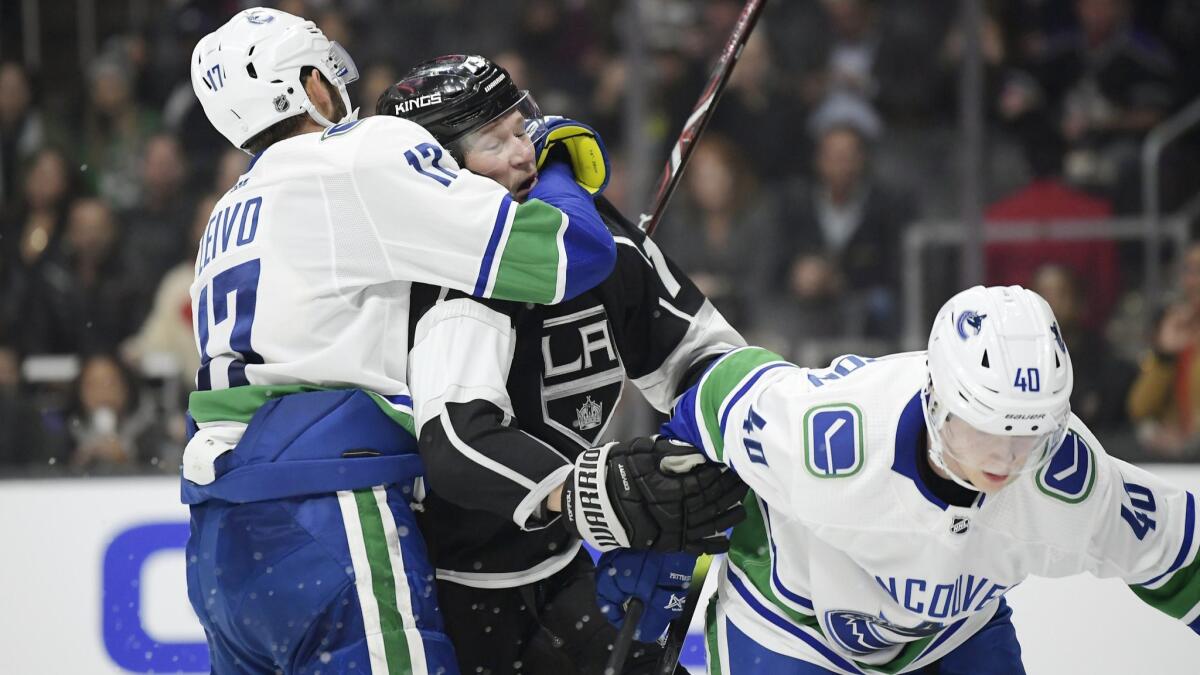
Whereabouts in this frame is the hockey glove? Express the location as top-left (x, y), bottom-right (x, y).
top-left (534, 116), bottom-right (611, 195)
top-left (596, 549), bottom-right (696, 643)
top-left (560, 436), bottom-right (747, 554)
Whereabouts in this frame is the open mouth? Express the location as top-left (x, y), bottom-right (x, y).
top-left (515, 174), bottom-right (537, 199)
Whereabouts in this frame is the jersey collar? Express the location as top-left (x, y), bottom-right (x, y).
top-left (891, 392), bottom-right (980, 510)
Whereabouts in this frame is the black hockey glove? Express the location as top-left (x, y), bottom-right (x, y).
top-left (560, 436), bottom-right (748, 555)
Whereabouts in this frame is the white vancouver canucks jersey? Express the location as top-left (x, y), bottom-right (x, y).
top-left (189, 115), bottom-right (585, 430)
top-left (668, 347), bottom-right (1200, 674)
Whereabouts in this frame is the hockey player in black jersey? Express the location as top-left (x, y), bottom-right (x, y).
top-left (378, 55), bottom-right (747, 674)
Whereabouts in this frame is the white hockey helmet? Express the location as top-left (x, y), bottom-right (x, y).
top-left (190, 7), bottom-right (359, 151)
top-left (923, 285), bottom-right (1073, 490)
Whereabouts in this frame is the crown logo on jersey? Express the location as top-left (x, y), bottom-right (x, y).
top-left (573, 396), bottom-right (603, 431)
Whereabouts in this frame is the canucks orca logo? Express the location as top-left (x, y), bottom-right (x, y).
top-left (245, 11), bottom-right (275, 24)
top-left (825, 610), bottom-right (944, 655)
top-left (956, 311), bottom-right (987, 340)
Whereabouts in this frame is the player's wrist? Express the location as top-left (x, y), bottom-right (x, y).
top-left (546, 483), bottom-right (565, 513)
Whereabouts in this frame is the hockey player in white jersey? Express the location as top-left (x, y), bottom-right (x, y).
top-left (607, 285), bottom-right (1200, 674)
top-left (181, 9), bottom-right (616, 675)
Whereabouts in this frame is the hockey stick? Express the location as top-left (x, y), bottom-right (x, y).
top-left (655, 554), bottom-right (713, 674)
top-left (605, 598), bottom-right (646, 674)
top-left (638, 0), bottom-right (769, 236)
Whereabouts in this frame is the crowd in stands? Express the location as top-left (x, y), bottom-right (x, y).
top-left (1, 0), bottom-right (1199, 475)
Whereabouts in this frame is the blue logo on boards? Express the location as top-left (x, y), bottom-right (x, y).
top-left (1036, 432), bottom-right (1095, 503)
top-left (803, 404), bottom-right (864, 478)
top-left (103, 522), bottom-right (209, 672)
top-left (956, 311), bottom-right (987, 340)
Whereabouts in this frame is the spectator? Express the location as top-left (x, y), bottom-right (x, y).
top-left (1029, 0), bottom-right (1178, 206)
top-left (1128, 244), bottom-right (1200, 458)
top-left (121, 133), bottom-right (193, 290)
top-left (0, 343), bottom-right (60, 472)
top-left (212, 147), bottom-right (248, 194)
top-left (983, 147), bottom-right (1121, 331)
top-left (65, 352), bottom-right (164, 473)
top-left (1031, 263), bottom-right (1133, 432)
top-left (0, 61), bottom-right (46, 205)
top-left (767, 122), bottom-right (915, 339)
top-left (655, 134), bottom-right (774, 328)
top-left (0, 147), bottom-right (79, 337)
top-left (22, 198), bottom-right (142, 355)
top-left (123, 194), bottom-right (216, 383)
top-left (708, 30), bottom-right (803, 182)
top-left (81, 54), bottom-right (160, 210)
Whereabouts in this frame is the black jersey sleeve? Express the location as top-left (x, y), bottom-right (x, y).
top-left (408, 285), bottom-right (573, 530)
top-left (605, 218), bottom-right (745, 411)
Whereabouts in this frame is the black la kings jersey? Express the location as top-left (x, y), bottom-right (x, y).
top-left (407, 206), bottom-right (744, 586)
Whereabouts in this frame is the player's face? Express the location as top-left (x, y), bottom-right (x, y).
top-left (938, 415), bottom-right (1046, 493)
top-left (461, 110), bottom-right (538, 201)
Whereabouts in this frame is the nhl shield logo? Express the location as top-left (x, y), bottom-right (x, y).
top-left (950, 516), bottom-right (970, 535)
top-left (273, 94), bottom-right (290, 112)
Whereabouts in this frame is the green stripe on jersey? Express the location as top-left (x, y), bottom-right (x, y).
top-left (354, 489), bottom-right (413, 675)
top-left (1132, 551), bottom-right (1200, 619)
top-left (189, 385), bottom-right (415, 436)
top-left (491, 198), bottom-right (564, 304)
top-left (729, 493), bottom-right (940, 675)
top-left (728, 492), bottom-right (814, 626)
top-left (698, 348), bottom-right (785, 461)
top-left (705, 596), bottom-right (724, 675)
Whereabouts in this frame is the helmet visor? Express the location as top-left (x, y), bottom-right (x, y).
top-left (451, 91), bottom-right (547, 156)
top-left (328, 42), bottom-right (359, 85)
top-left (939, 415), bottom-right (1055, 477)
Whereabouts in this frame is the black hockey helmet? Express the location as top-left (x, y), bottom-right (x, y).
top-left (377, 54), bottom-right (546, 158)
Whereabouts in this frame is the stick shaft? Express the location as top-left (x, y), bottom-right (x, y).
top-left (606, 598), bottom-right (646, 674)
top-left (640, 0), bottom-right (769, 236)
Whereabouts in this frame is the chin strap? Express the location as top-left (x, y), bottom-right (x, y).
top-left (927, 442), bottom-right (982, 492)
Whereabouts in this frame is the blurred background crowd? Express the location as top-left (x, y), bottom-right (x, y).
top-left (1, 0), bottom-right (1199, 477)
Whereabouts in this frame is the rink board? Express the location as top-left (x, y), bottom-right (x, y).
top-left (3, 466), bottom-right (1200, 673)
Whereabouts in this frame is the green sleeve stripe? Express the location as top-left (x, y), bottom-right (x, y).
top-left (1132, 548), bottom-right (1200, 618)
top-left (189, 385), bottom-right (415, 437)
top-left (490, 198), bottom-right (565, 304)
top-left (697, 347), bottom-right (787, 461)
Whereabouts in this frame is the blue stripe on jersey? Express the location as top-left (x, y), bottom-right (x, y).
top-left (1188, 613), bottom-right (1200, 635)
top-left (383, 394), bottom-right (413, 408)
top-left (528, 162), bottom-right (615, 302)
top-left (918, 613), bottom-right (969, 661)
top-left (717, 363), bottom-right (791, 437)
top-left (727, 568), bottom-right (864, 674)
top-left (761, 500), bottom-right (814, 611)
top-left (890, 392), bottom-right (949, 511)
top-left (474, 194), bottom-right (514, 297)
top-left (1140, 492), bottom-right (1196, 587)
top-left (662, 384), bottom-right (710, 460)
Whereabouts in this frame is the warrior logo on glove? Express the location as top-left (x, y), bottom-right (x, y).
top-left (562, 436), bottom-right (748, 554)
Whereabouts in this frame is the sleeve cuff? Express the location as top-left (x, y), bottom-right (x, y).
top-left (513, 463), bottom-right (575, 531)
